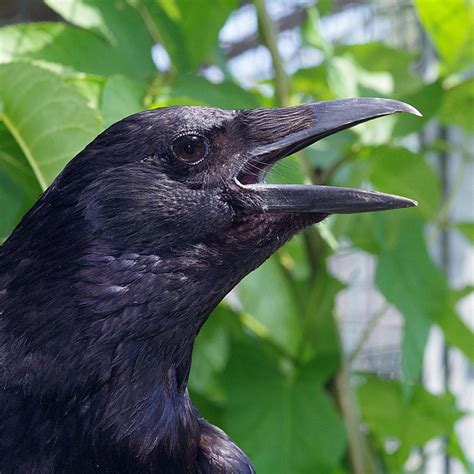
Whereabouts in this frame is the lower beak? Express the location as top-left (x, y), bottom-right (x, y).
top-left (239, 98), bottom-right (420, 214)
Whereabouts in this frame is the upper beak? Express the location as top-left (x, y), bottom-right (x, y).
top-left (237, 98), bottom-right (420, 214)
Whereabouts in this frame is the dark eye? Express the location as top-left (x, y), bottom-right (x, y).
top-left (172, 134), bottom-right (209, 164)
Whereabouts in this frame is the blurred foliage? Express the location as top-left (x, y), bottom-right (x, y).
top-left (0, 0), bottom-right (473, 473)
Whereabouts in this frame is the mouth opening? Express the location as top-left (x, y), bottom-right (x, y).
top-left (233, 98), bottom-right (421, 214)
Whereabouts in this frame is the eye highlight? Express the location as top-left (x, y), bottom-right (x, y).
top-left (172, 134), bottom-right (209, 164)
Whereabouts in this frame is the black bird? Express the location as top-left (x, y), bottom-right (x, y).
top-left (0, 98), bottom-right (418, 473)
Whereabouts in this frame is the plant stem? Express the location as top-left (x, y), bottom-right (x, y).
top-left (254, 0), bottom-right (289, 107)
top-left (254, 3), bottom-right (378, 473)
top-left (335, 361), bottom-right (379, 474)
top-left (316, 147), bottom-right (358, 184)
top-left (346, 304), bottom-right (389, 365)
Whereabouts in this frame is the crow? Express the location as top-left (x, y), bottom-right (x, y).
top-left (0, 98), bottom-right (419, 473)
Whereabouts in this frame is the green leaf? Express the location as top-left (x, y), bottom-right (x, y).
top-left (301, 7), bottom-right (333, 57)
top-left (391, 80), bottom-right (443, 138)
top-left (0, 123), bottom-right (39, 196)
top-left (367, 146), bottom-right (440, 219)
top-left (44, 0), bottom-right (155, 80)
top-left (172, 0), bottom-right (237, 69)
top-left (189, 304), bottom-right (233, 401)
top-left (156, 76), bottom-right (259, 109)
top-left (237, 256), bottom-right (302, 355)
top-left (141, 0), bottom-right (237, 71)
top-left (101, 75), bottom-right (144, 127)
top-left (446, 429), bottom-right (474, 474)
top-left (0, 173), bottom-right (29, 241)
top-left (441, 79), bottom-right (474, 132)
top-left (0, 23), bottom-right (137, 78)
top-left (358, 375), bottom-right (464, 467)
top-left (221, 341), bottom-right (345, 473)
top-left (375, 216), bottom-right (474, 382)
top-left (300, 261), bottom-right (344, 360)
top-left (327, 54), bottom-right (394, 99)
top-left (0, 62), bottom-right (102, 190)
top-left (456, 222), bottom-right (474, 243)
top-left (291, 66), bottom-right (333, 101)
top-left (327, 54), bottom-right (402, 145)
top-left (139, 0), bottom-right (191, 71)
top-left (415, 0), bottom-right (473, 68)
top-left (0, 122), bottom-right (41, 240)
top-left (452, 285), bottom-right (474, 303)
top-left (336, 43), bottom-right (421, 95)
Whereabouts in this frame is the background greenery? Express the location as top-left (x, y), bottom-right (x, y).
top-left (0, 0), bottom-right (473, 472)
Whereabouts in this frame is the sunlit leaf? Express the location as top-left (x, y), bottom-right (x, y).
top-left (456, 222), bottom-right (474, 243)
top-left (102, 75), bottom-right (144, 127)
top-left (337, 43), bottom-right (421, 95)
top-left (45, 0), bottom-right (155, 80)
top-left (327, 54), bottom-right (394, 99)
top-left (0, 23), bottom-right (136, 78)
top-left (143, 0), bottom-right (237, 71)
top-left (0, 63), bottom-right (102, 190)
top-left (415, 0), bottom-right (473, 68)
top-left (358, 375), bottom-right (464, 466)
top-left (301, 7), bottom-right (333, 57)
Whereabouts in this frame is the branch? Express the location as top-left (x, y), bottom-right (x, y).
top-left (345, 304), bottom-right (389, 365)
top-left (254, 0), bottom-right (289, 106)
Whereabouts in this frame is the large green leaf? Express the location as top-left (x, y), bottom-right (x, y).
top-left (237, 256), bottom-right (302, 355)
top-left (101, 75), bottom-right (144, 127)
top-left (358, 375), bottom-right (464, 468)
top-left (221, 342), bottom-right (345, 474)
top-left (0, 122), bottom-right (41, 239)
top-left (375, 217), bottom-right (474, 382)
top-left (189, 304), bottom-right (233, 400)
top-left (156, 76), bottom-right (259, 109)
top-left (415, 0), bottom-right (473, 69)
top-left (143, 0), bottom-right (237, 71)
top-left (0, 62), bottom-right (102, 190)
top-left (367, 146), bottom-right (440, 220)
top-left (441, 78), bottom-right (474, 133)
top-left (44, 0), bottom-right (155, 80)
top-left (0, 23), bottom-right (135, 78)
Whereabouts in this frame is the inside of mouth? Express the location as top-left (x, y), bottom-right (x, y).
top-left (236, 156), bottom-right (272, 185)
top-left (236, 136), bottom-right (322, 186)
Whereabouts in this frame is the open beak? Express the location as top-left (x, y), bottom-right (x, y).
top-left (237, 98), bottom-right (420, 214)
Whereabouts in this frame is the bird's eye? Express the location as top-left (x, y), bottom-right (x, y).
top-left (172, 134), bottom-right (209, 164)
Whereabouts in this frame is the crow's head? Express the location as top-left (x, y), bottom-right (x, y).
top-left (53, 99), bottom-right (417, 264)
top-left (8, 98), bottom-right (419, 333)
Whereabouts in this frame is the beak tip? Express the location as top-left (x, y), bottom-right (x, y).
top-left (404, 104), bottom-right (423, 117)
top-left (397, 196), bottom-right (418, 209)
top-left (384, 99), bottom-right (422, 117)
